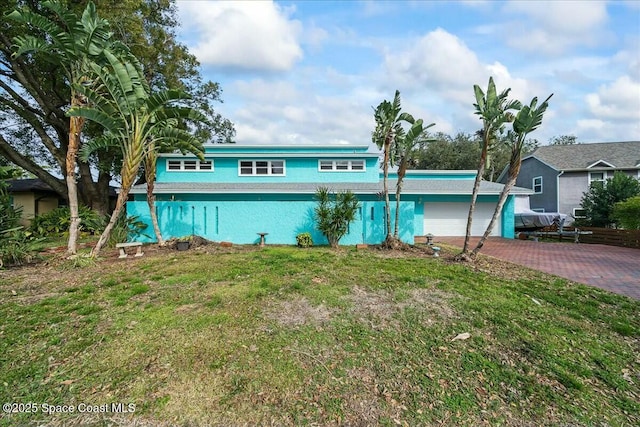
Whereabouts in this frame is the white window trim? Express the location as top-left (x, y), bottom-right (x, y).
top-left (238, 159), bottom-right (286, 176)
top-left (318, 159), bottom-right (366, 172)
top-left (167, 159), bottom-right (213, 171)
top-left (532, 176), bottom-right (543, 194)
top-left (531, 208), bottom-right (545, 213)
top-left (589, 171), bottom-right (606, 185)
top-left (573, 208), bottom-right (586, 218)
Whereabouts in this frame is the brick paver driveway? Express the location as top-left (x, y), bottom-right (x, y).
top-left (437, 237), bottom-right (640, 300)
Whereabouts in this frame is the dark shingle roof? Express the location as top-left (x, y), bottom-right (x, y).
top-left (6, 179), bottom-right (55, 192)
top-left (527, 141), bottom-right (640, 170)
top-left (130, 180), bottom-right (532, 196)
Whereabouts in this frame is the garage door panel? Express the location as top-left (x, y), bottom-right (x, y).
top-left (424, 202), bottom-right (500, 236)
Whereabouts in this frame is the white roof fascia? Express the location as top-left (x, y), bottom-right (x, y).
top-left (158, 152), bottom-right (380, 158)
top-left (586, 159), bottom-right (616, 169)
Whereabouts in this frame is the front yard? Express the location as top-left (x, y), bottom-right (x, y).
top-left (0, 244), bottom-right (638, 426)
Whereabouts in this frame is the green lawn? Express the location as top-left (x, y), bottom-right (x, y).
top-left (1, 244), bottom-right (638, 426)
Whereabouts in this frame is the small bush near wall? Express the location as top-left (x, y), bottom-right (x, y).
top-left (296, 232), bottom-right (313, 248)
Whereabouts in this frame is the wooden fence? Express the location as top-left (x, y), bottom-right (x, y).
top-left (578, 227), bottom-right (640, 249)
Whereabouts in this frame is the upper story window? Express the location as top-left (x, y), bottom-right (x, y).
top-left (239, 160), bottom-right (285, 176)
top-left (532, 176), bottom-right (543, 194)
top-left (167, 159), bottom-right (213, 171)
top-left (589, 171), bottom-right (606, 185)
top-left (318, 160), bottom-right (366, 172)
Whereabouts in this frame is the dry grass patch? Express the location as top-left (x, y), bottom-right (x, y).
top-left (348, 285), bottom-right (457, 330)
top-left (263, 296), bottom-right (334, 327)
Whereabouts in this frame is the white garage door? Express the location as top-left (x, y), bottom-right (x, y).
top-left (424, 202), bottom-right (501, 236)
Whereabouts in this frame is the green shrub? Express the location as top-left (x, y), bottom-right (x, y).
top-left (107, 212), bottom-right (149, 247)
top-left (0, 228), bottom-right (42, 268)
top-left (296, 232), bottom-right (313, 248)
top-left (314, 187), bottom-right (360, 248)
top-left (0, 186), bottom-right (42, 267)
top-left (612, 196), bottom-right (640, 229)
top-left (29, 206), bottom-right (106, 236)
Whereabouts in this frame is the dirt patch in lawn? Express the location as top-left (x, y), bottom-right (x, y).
top-left (348, 286), bottom-right (457, 330)
top-left (263, 296), bottom-right (334, 327)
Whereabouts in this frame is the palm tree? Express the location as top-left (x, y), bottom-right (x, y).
top-left (460, 77), bottom-right (521, 257)
top-left (144, 135), bottom-right (204, 246)
top-left (392, 120), bottom-right (436, 239)
top-left (70, 50), bottom-right (207, 257)
top-left (372, 90), bottom-right (415, 246)
top-left (8, 1), bottom-right (117, 255)
top-left (471, 94), bottom-right (552, 256)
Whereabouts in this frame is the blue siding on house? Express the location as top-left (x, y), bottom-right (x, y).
top-left (157, 156), bottom-right (380, 183)
top-left (127, 197), bottom-right (415, 245)
top-left (128, 145), bottom-right (520, 245)
top-left (501, 195), bottom-right (515, 239)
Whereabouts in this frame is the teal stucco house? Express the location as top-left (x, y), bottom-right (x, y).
top-left (127, 144), bottom-right (529, 245)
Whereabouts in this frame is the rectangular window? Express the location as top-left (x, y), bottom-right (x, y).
top-left (318, 159), bottom-right (366, 172)
top-left (573, 208), bottom-right (586, 218)
top-left (183, 160), bottom-right (197, 170)
top-left (167, 160), bottom-right (181, 171)
top-left (238, 160), bottom-right (286, 176)
top-left (336, 160), bottom-right (349, 170)
top-left (351, 160), bottom-right (365, 170)
top-left (589, 172), bottom-right (606, 185)
top-left (533, 176), bottom-right (543, 194)
top-left (166, 159), bottom-right (213, 171)
top-left (319, 160), bottom-right (333, 170)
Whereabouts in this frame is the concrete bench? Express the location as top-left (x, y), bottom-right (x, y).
top-left (116, 242), bottom-right (144, 259)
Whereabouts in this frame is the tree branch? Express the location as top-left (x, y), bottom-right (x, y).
top-left (0, 134), bottom-right (67, 198)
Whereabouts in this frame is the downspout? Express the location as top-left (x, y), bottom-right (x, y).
top-left (556, 170), bottom-right (564, 213)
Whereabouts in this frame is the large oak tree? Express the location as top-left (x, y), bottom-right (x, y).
top-left (0, 0), bottom-right (233, 218)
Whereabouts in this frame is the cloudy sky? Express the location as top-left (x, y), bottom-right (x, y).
top-left (176, 0), bottom-right (640, 146)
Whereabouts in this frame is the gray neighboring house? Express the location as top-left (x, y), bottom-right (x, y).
top-left (499, 141), bottom-right (640, 222)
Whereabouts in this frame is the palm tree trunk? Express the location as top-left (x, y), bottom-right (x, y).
top-left (91, 139), bottom-right (144, 257)
top-left (144, 146), bottom-right (164, 246)
top-left (471, 151), bottom-right (521, 256)
top-left (91, 189), bottom-right (128, 256)
top-left (66, 112), bottom-right (84, 255)
top-left (393, 160), bottom-right (407, 239)
top-left (383, 139), bottom-right (392, 241)
top-left (462, 143), bottom-right (488, 254)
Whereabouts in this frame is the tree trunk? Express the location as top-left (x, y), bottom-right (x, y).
top-left (393, 160), bottom-right (407, 239)
top-left (66, 113), bottom-right (84, 255)
top-left (145, 146), bottom-right (164, 245)
top-left (383, 139), bottom-right (392, 240)
top-left (0, 137), bottom-right (68, 198)
top-left (90, 189), bottom-right (128, 257)
top-left (461, 143), bottom-right (488, 255)
top-left (471, 150), bottom-right (521, 256)
top-left (91, 135), bottom-right (144, 257)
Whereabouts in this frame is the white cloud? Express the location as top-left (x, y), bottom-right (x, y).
top-left (226, 77), bottom-right (376, 145)
top-left (383, 28), bottom-right (484, 95)
top-left (586, 75), bottom-right (640, 121)
top-left (503, 0), bottom-right (609, 55)
top-left (382, 29), bottom-right (537, 107)
top-left (177, 1), bottom-right (303, 72)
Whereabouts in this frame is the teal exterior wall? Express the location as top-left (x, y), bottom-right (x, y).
top-left (127, 196), bottom-right (415, 246)
top-left (158, 145), bottom-right (381, 184)
top-left (157, 156), bottom-right (379, 183)
top-left (128, 146), bottom-right (517, 244)
top-left (501, 195), bottom-right (515, 239)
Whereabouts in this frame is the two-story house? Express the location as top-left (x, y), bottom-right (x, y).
top-left (503, 141), bottom-right (640, 221)
top-left (127, 144), bottom-right (531, 245)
